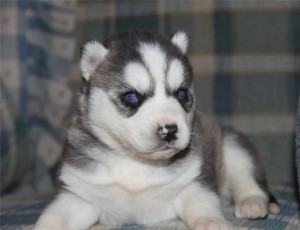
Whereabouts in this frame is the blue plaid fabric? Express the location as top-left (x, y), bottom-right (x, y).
top-left (0, 0), bottom-right (76, 194)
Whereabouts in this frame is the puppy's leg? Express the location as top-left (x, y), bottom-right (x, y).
top-left (34, 192), bottom-right (99, 230)
top-left (222, 129), bottom-right (280, 219)
top-left (175, 184), bottom-right (232, 230)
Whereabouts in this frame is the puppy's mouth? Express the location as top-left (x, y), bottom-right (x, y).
top-left (147, 144), bottom-right (175, 153)
top-left (142, 144), bottom-right (178, 160)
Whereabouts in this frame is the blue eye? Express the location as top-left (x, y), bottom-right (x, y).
top-left (177, 89), bottom-right (188, 101)
top-left (123, 92), bottom-right (139, 106)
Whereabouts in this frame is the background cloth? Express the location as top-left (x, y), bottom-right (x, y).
top-left (1, 0), bottom-right (76, 196)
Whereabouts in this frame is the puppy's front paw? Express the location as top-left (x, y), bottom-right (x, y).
top-left (194, 218), bottom-right (232, 230)
top-left (235, 196), bottom-right (268, 219)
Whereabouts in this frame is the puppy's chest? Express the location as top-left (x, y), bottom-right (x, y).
top-left (76, 160), bottom-right (188, 197)
top-left (62, 154), bottom-right (201, 209)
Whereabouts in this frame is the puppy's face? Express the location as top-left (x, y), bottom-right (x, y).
top-left (80, 31), bottom-right (194, 161)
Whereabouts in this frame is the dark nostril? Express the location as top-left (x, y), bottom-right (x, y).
top-left (165, 124), bottom-right (178, 135)
top-left (157, 123), bottom-right (178, 142)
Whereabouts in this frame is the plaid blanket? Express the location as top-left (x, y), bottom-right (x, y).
top-left (1, 0), bottom-right (76, 195)
top-left (1, 184), bottom-right (299, 230)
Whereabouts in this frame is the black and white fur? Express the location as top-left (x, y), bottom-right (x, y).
top-left (34, 30), bottom-right (279, 230)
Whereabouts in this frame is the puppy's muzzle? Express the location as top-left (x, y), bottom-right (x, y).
top-left (157, 123), bottom-right (178, 142)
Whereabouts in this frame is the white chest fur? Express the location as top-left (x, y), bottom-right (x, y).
top-left (60, 151), bottom-right (201, 225)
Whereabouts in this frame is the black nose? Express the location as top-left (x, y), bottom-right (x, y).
top-left (157, 124), bottom-right (178, 142)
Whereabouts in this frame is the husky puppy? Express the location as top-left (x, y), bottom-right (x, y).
top-left (34, 30), bottom-right (279, 230)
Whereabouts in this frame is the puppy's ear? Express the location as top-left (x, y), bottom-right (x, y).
top-left (171, 31), bottom-right (188, 54)
top-left (80, 40), bottom-right (108, 81)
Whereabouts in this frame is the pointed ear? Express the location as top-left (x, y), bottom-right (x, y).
top-left (80, 40), bottom-right (108, 81)
top-left (171, 31), bottom-right (189, 54)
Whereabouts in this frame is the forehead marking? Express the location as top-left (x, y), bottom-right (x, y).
top-left (124, 62), bottom-right (151, 93)
top-left (167, 59), bottom-right (184, 90)
top-left (139, 43), bottom-right (167, 97)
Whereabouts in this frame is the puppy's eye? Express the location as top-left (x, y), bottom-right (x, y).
top-left (176, 89), bottom-right (188, 102)
top-left (123, 92), bottom-right (140, 107)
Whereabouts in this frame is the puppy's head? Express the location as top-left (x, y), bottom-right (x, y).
top-left (80, 30), bottom-right (194, 161)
